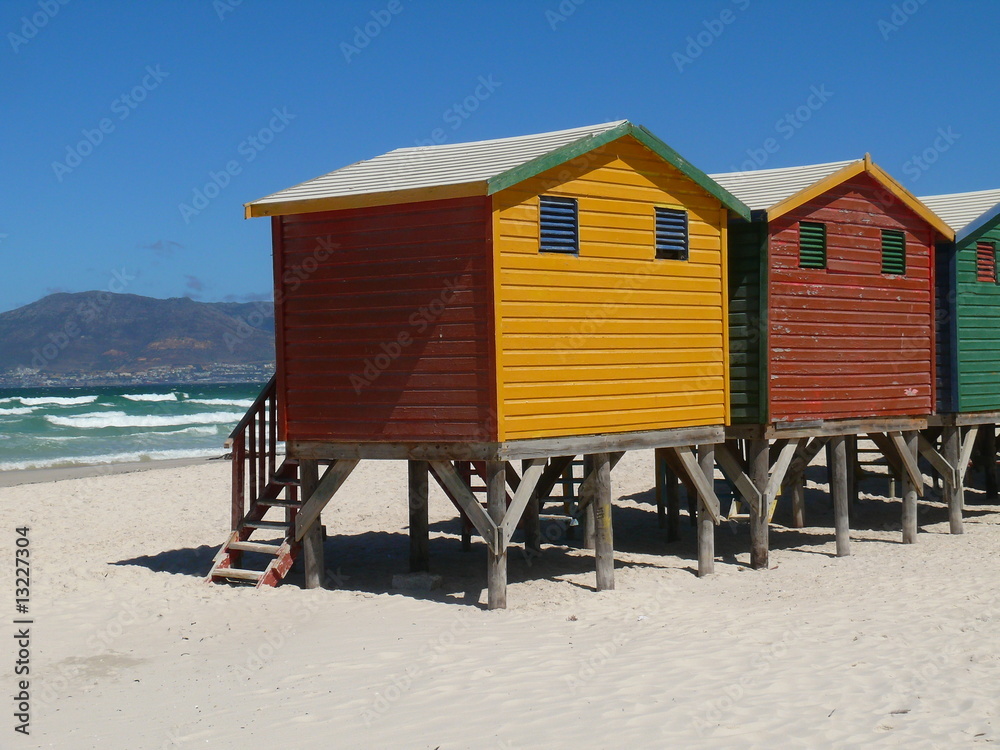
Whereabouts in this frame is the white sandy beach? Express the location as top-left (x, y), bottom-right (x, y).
top-left (0, 451), bottom-right (997, 749)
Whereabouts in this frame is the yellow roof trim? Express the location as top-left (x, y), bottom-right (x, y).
top-left (767, 156), bottom-right (954, 241)
top-left (866, 161), bottom-right (954, 240)
top-left (244, 181), bottom-right (489, 218)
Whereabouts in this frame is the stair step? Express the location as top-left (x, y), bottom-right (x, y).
top-left (272, 475), bottom-right (301, 487)
top-left (229, 540), bottom-right (282, 555)
top-left (257, 498), bottom-right (302, 509)
top-left (243, 519), bottom-right (290, 531)
top-left (212, 566), bottom-right (263, 581)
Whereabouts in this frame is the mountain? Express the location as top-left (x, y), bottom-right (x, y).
top-left (0, 292), bottom-right (274, 376)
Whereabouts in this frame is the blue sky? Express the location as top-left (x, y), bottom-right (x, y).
top-left (1, 0), bottom-right (997, 312)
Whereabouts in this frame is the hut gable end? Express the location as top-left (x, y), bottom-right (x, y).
top-left (767, 172), bottom-right (935, 422)
top-left (492, 135), bottom-right (731, 440)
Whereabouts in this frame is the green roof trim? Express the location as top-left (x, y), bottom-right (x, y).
top-left (485, 121), bottom-right (752, 221)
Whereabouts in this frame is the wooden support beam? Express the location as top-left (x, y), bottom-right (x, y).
top-left (504, 462), bottom-right (521, 493)
top-left (669, 446), bottom-right (721, 524)
top-left (408, 460), bottom-right (429, 572)
top-left (784, 440), bottom-right (809, 528)
top-left (959, 426), bottom-right (980, 484)
top-left (592, 452), bottom-right (614, 591)
top-left (748, 439), bottom-right (769, 570)
top-left (764, 438), bottom-right (800, 522)
top-left (535, 455), bottom-right (575, 504)
top-left (867, 432), bottom-right (906, 483)
top-left (889, 431), bottom-right (924, 497)
top-left (655, 447), bottom-right (667, 530)
top-left (900, 431), bottom-right (919, 544)
top-left (790, 472), bottom-right (806, 528)
top-left (785, 436), bottom-right (829, 479)
top-left (499, 459), bottom-right (546, 550)
top-left (657, 449), bottom-right (681, 542)
top-left (295, 459), bottom-right (359, 542)
top-left (486, 460), bottom-right (507, 610)
top-left (569, 453), bottom-right (625, 524)
top-left (520, 459), bottom-right (542, 553)
top-left (581, 455), bottom-right (596, 550)
top-left (846, 435), bottom-right (859, 512)
top-left (981, 426), bottom-right (998, 498)
top-left (941, 426), bottom-right (963, 535)
top-left (299, 459), bottom-right (323, 589)
top-left (697, 443), bottom-right (716, 577)
top-left (428, 460), bottom-right (498, 553)
top-left (917, 433), bottom-right (960, 488)
top-left (830, 435), bottom-right (851, 557)
top-left (715, 442), bottom-right (762, 519)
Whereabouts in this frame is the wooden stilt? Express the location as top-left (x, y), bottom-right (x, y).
top-left (748, 439), bottom-right (769, 570)
top-left (297, 460), bottom-right (323, 589)
top-left (592, 452), bottom-right (614, 591)
top-left (655, 447), bottom-right (667, 529)
top-left (582, 455), bottom-right (596, 550)
top-left (846, 435), bottom-right (859, 516)
top-left (408, 460), bottom-right (429, 572)
top-left (830, 435), bottom-right (851, 557)
top-left (901, 431), bottom-right (919, 544)
top-left (486, 460), bottom-right (507, 610)
top-left (790, 475), bottom-right (805, 529)
top-left (983, 425), bottom-right (998, 499)
top-left (784, 440), bottom-right (808, 528)
top-left (942, 426), bottom-right (963, 535)
top-left (521, 459), bottom-right (542, 553)
top-left (697, 443), bottom-right (715, 577)
top-left (666, 463), bottom-right (681, 543)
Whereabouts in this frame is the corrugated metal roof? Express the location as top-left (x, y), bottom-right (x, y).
top-left (247, 120), bottom-right (628, 208)
top-left (709, 160), bottom-right (856, 211)
top-left (919, 188), bottom-right (1000, 237)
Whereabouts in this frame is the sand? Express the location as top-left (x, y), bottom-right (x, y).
top-left (0, 450), bottom-right (997, 748)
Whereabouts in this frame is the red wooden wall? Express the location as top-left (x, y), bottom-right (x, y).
top-left (273, 196), bottom-right (496, 443)
top-left (768, 173), bottom-right (935, 422)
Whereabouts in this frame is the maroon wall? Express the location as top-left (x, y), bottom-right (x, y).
top-left (273, 196), bottom-right (496, 443)
top-left (768, 173), bottom-right (935, 422)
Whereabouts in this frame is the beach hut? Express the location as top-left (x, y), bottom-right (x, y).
top-left (709, 156), bottom-right (954, 566)
top-left (920, 188), bottom-right (1000, 522)
top-left (209, 120), bottom-right (751, 607)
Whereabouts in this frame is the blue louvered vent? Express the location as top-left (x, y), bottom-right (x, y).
top-left (655, 207), bottom-right (688, 260)
top-left (539, 196), bottom-right (579, 254)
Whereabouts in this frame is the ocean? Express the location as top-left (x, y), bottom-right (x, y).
top-left (0, 383), bottom-right (267, 471)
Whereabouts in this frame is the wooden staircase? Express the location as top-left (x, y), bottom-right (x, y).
top-left (208, 376), bottom-right (303, 588)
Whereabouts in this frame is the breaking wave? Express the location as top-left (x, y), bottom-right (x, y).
top-left (45, 411), bottom-right (244, 429)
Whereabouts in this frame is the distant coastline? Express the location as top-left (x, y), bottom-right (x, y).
top-left (0, 363), bottom-right (274, 389)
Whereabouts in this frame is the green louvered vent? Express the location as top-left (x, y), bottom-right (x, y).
top-left (881, 230), bottom-right (906, 275)
top-left (799, 221), bottom-right (827, 269)
top-left (655, 207), bottom-right (688, 260)
top-left (539, 196), bottom-right (579, 254)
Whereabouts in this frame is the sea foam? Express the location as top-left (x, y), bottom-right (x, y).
top-left (45, 411), bottom-right (244, 429)
top-left (18, 395), bottom-right (98, 406)
top-left (185, 398), bottom-right (254, 407)
top-left (122, 393), bottom-right (178, 402)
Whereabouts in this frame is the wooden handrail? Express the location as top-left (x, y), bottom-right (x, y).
top-left (227, 375), bottom-right (279, 532)
top-left (226, 375), bottom-right (277, 445)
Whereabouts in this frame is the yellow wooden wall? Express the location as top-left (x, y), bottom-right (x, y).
top-left (492, 135), bottom-right (729, 441)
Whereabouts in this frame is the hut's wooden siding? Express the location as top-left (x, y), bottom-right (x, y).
top-left (492, 135), bottom-right (729, 441)
top-left (935, 241), bottom-right (958, 413)
top-left (767, 173), bottom-right (935, 422)
top-left (274, 196), bottom-right (496, 443)
top-left (728, 220), bottom-right (768, 424)
top-left (955, 222), bottom-right (1000, 412)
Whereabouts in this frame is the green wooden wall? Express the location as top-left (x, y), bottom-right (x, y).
top-left (727, 219), bottom-right (768, 423)
top-left (956, 221), bottom-right (1000, 412)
